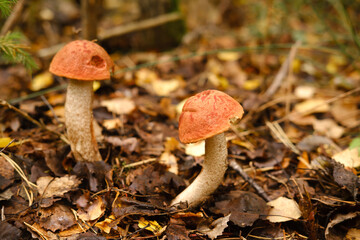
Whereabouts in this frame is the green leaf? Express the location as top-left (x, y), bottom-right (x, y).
top-left (349, 137), bottom-right (360, 155)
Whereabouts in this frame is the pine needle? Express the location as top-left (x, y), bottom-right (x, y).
top-left (0, 31), bottom-right (38, 72)
top-left (0, 0), bottom-right (17, 17)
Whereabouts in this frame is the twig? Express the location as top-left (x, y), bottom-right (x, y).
top-left (123, 158), bottom-right (157, 168)
top-left (40, 95), bottom-right (60, 124)
top-left (0, 0), bottom-right (26, 36)
top-left (98, 12), bottom-right (181, 40)
top-left (23, 222), bottom-right (48, 240)
top-left (265, 40), bottom-right (301, 98)
top-left (37, 12), bottom-right (182, 58)
top-left (8, 84), bottom-right (67, 104)
top-left (229, 159), bottom-right (271, 202)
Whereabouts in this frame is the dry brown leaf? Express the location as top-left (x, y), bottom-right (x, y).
top-left (152, 78), bottom-right (183, 96)
top-left (102, 118), bottom-right (123, 130)
top-left (197, 214), bottom-right (231, 240)
top-left (325, 212), bottom-right (360, 240)
top-left (38, 204), bottom-right (76, 232)
top-left (313, 119), bottom-right (345, 139)
top-left (331, 100), bottom-right (360, 128)
top-left (267, 197), bottom-right (302, 223)
top-left (37, 175), bottom-right (81, 198)
top-left (101, 98), bottom-right (136, 115)
top-left (293, 98), bottom-right (330, 114)
top-left (159, 151), bottom-right (178, 174)
top-left (333, 148), bottom-right (360, 168)
top-left (294, 85), bottom-right (315, 99)
top-left (77, 196), bottom-right (105, 221)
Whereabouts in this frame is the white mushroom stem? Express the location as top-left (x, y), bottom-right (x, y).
top-left (171, 132), bottom-right (227, 207)
top-left (65, 79), bottom-right (102, 162)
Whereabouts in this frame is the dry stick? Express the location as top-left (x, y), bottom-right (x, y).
top-left (264, 40), bottom-right (302, 98)
top-left (40, 95), bottom-right (60, 124)
top-left (37, 12), bottom-right (182, 58)
top-left (229, 159), bottom-right (271, 202)
top-left (0, 0), bottom-right (26, 35)
top-left (0, 99), bottom-right (69, 144)
top-left (98, 11), bottom-right (181, 40)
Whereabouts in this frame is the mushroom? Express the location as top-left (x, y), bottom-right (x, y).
top-left (171, 90), bottom-right (244, 207)
top-left (49, 40), bottom-right (114, 162)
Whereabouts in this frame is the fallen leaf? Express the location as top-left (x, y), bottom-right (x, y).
top-left (0, 221), bottom-right (21, 240)
top-left (333, 148), bottom-right (360, 168)
top-left (294, 85), bottom-right (315, 99)
top-left (160, 151), bottom-right (178, 174)
top-left (267, 197), bottom-right (302, 223)
top-left (30, 71), bottom-right (53, 91)
top-left (217, 52), bottom-right (240, 61)
top-left (138, 217), bottom-right (166, 236)
top-left (294, 98), bottom-right (330, 114)
top-left (331, 100), bottom-right (360, 128)
top-left (37, 175), bottom-right (81, 198)
top-left (101, 98), bottom-right (136, 115)
top-left (152, 78), bottom-right (183, 96)
top-left (346, 228), bottom-right (360, 240)
top-left (0, 137), bottom-right (25, 148)
top-left (197, 214), bottom-right (231, 239)
top-left (212, 191), bottom-right (268, 227)
top-left (77, 196), bottom-right (105, 221)
top-left (38, 204), bottom-right (76, 232)
top-left (102, 118), bottom-right (123, 130)
top-left (325, 212), bottom-right (360, 240)
top-left (0, 155), bottom-right (14, 180)
top-left (95, 215), bottom-right (117, 234)
top-left (313, 119), bottom-right (344, 139)
top-left (243, 79), bottom-right (261, 90)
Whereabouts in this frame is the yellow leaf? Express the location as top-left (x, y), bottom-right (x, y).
top-left (292, 58), bottom-right (301, 73)
top-left (152, 78), bottom-right (182, 96)
top-left (30, 72), bottom-right (53, 91)
top-left (93, 81), bottom-right (101, 91)
top-left (0, 137), bottom-right (23, 148)
top-left (138, 217), bottom-right (166, 235)
top-left (95, 215), bottom-right (116, 234)
top-left (243, 79), bottom-right (260, 91)
top-left (217, 52), bottom-right (240, 61)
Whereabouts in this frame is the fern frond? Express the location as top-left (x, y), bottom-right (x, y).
top-left (0, 0), bottom-right (17, 18)
top-left (0, 32), bottom-right (38, 72)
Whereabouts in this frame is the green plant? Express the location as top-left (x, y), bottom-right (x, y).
top-left (0, 0), bottom-right (38, 72)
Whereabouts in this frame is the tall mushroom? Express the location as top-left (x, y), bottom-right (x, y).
top-left (49, 40), bottom-right (114, 162)
top-left (172, 90), bottom-right (244, 207)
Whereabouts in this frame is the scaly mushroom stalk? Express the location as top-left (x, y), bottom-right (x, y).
top-left (172, 90), bottom-right (244, 208)
top-left (171, 132), bottom-right (227, 207)
top-left (49, 40), bottom-right (114, 162)
top-left (65, 79), bottom-right (102, 162)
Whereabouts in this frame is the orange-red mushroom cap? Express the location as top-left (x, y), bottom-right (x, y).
top-left (49, 40), bottom-right (114, 81)
top-left (179, 90), bottom-right (244, 143)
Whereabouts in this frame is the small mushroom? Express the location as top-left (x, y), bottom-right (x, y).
top-left (50, 40), bottom-right (114, 162)
top-left (172, 90), bottom-right (244, 207)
